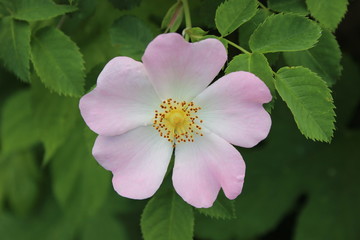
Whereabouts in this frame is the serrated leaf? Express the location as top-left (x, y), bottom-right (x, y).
top-left (249, 13), bottom-right (321, 53)
top-left (0, 17), bottom-right (30, 82)
top-left (110, 15), bottom-right (154, 61)
top-left (215, 0), bottom-right (258, 36)
top-left (31, 27), bottom-right (85, 97)
top-left (283, 29), bottom-right (342, 86)
top-left (225, 52), bottom-right (275, 111)
top-left (0, 0), bottom-right (77, 21)
top-left (197, 191), bottom-right (235, 219)
top-left (268, 0), bottom-right (309, 15)
top-left (141, 186), bottom-right (194, 240)
top-left (238, 9), bottom-right (270, 50)
top-left (306, 0), bottom-right (348, 31)
top-left (161, 1), bottom-right (183, 33)
top-left (31, 77), bottom-right (78, 164)
top-left (275, 67), bottom-right (335, 142)
top-left (51, 121), bottom-right (110, 217)
top-left (1, 90), bottom-right (39, 154)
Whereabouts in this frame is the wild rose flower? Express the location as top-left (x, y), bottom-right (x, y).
top-left (79, 33), bottom-right (271, 208)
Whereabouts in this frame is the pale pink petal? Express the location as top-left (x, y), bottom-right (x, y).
top-left (79, 57), bottom-right (161, 136)
top-left (142, 33), bottom-right (227, 101)
top-left (93, 126), bottom-right (173, 199)
top-left (193, 71), bottom-right (272, 148)
top-left (173, 130), bottom-right (245, 208)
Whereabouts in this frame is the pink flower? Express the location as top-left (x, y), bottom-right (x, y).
top-left (79, 33), bottom-right (272, 208)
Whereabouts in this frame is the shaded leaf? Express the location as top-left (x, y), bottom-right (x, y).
top-left (268, 0), bottom-right (309, 15)
top-left (283, 29), bottom-right (342, 86)
top-left (141, 186), bottom-right (194, 240)
top-left (197, 192), bottom-right (235, 220)
top-left (110, 15), bottom-right (153, 61)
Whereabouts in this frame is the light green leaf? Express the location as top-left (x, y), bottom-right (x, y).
top-left (215, 0), bottom-right (258, 36)
top-left (161, 1), bottom-right (183, 33)
top-left (275, 67), bottom-right (335, 142)
top-left (306, 0), bottom-right (348, 31)
top-left (51, 121), bottom-right (110, 217)
top-left (283, 29), bottom-right (342, 86)
top-left (1, 90), bottom-right (39, 154)
top-left (141, 186), bottom-right (194, 240)
top-left (0, 17), bottom-right (30, 82)
top-left (185, 27), bottom-right (208, 42)
top-left (110, 15), bottom-right (153, 61)
top-left (31, 77), bottom-right (78, 164)
top-left (268, 0), bottom-right (309, 15)
top-left (197, 192), bottom-right (235, 220)
top-left (249, 13), bottom-right (321, 53)
top-left (0, 0), bottom-right (76, 21)
top-left (31, 27), bottom-right (85, 97)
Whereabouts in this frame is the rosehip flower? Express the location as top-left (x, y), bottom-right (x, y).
top-left (79, 33), bottom-right (271, 208)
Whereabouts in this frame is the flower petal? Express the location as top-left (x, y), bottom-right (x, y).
top-left (193, 71), bottom-right (272, 148)
top-left (142, 33), bottom-right (227, 101)
top-left (79, 57), bottom-right (161, 136)
top-left (173, 130), bottom-right (245, 208)
top-left (93, 126), bottom-right (173, 199)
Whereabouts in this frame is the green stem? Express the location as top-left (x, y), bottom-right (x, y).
top-left (181, 0), bottom-right (192, 41)
top-left (224, 39), bottom-right (251, 54)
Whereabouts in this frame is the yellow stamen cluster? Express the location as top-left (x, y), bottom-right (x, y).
top-left (152, 98), bottom-right (204, 147)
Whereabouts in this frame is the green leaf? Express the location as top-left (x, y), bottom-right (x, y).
top-left (161, 1), bottom-right (183, 33)
top-left (1, 90), bottom-right (38, 154)
top-left (31, 27), bottom-right (85, 97)
top-left (268, 0), bottom-right (309, 15)
top-left (275, 67), bottom-right (335, 142)
top-left (283, 29), bottom-right (342, 86)
top-left (249, 13), bottom-right (321, 53)
top-left (197, 192), bottom-right (235, 219)
top-left (51, 121), bottom-right (110, 218)
top-left (0, 151), bottom-right (40, 216)
top-left (0, 0), bottom-right (77, 21)
top-left (306, 0), bottom-right (348, 31)
top-left (31, 77), bottom-right (78, 164)
top-left (225, 52), bottom-right (275, 111)
top-left (238, 9), bottom-right (270, 51)
top-left (110, 15), bottom-right (154, 61)
top-left (185, 27), bottom-right (208, 42)
top-left (0, 17), bottom-right (30, 82)
top-left (215, 0), bottom-right (258, 36)
top-left (141, 186), bottom-right (194, 240)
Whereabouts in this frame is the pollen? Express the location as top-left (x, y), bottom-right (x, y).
top-left (152, 98), bottom-right (204, 147)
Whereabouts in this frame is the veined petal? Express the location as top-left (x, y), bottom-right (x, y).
top-left (79, 57), bottom-right (161, 136)
top-left (173, 130), bottom-right (245, 208)
top-left (93, 126), bottom-right (173, 199)
top-left (193, 71), bottom-right (272, 148)
top-left (142, 33), bottom-right (227, 101)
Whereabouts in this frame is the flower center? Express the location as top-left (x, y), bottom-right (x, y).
top-left (152, 98), bottom-right (204, 147)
